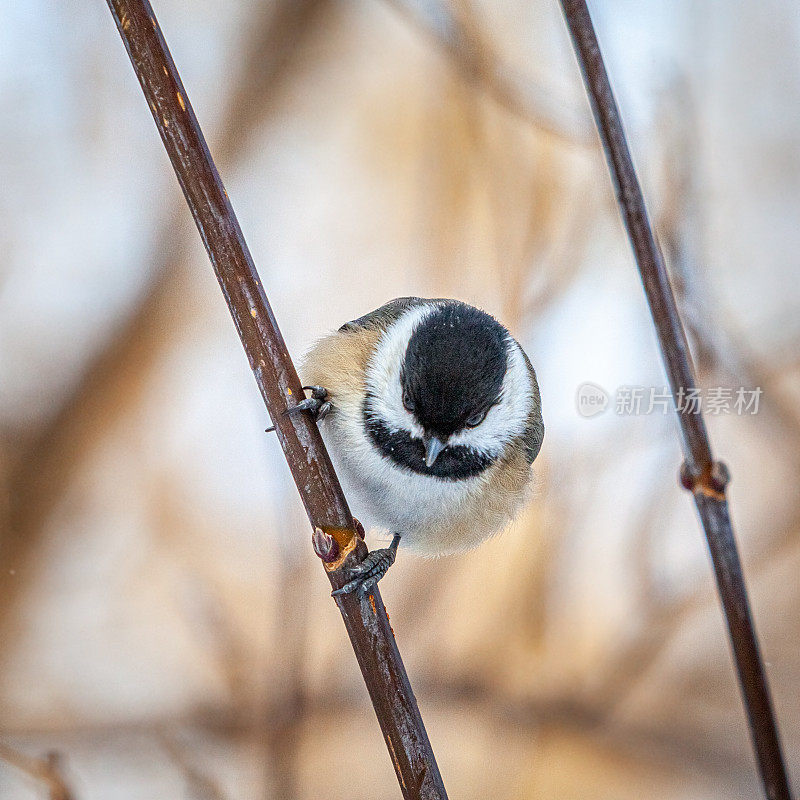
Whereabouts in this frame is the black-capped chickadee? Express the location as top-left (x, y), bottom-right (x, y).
top-left (290, 297), bottom-right (544, 595)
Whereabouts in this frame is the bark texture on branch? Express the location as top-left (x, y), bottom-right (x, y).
top-left (558, 3), bottom-right (793, 799)
top-left (105, 2), bottom-right (447, 797)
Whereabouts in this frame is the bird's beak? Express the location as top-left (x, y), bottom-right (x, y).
top-left (424, 435), bottom-right (446, 467)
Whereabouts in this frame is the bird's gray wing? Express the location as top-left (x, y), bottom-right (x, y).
top-left (519, 347), bottom-right (545, 464)
top-left (339, 296), bottom-right (438, 333)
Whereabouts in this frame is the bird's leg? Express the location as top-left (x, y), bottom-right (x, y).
top-left (286, 385), bottom-right (332, 421)
top-left (331, 533), bottom-right (401, 597)
top-left (267, 386), bottom-right (332, 432)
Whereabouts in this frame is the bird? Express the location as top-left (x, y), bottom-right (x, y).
top-left (289, 297), bottom-right (544, 596)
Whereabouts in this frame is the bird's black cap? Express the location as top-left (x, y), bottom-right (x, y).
top-left (401, 302), bottom-right (508, 439)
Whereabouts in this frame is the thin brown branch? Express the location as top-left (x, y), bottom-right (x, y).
top-left (105, 2), bottom-right (446, 798)
top-left (558, 3), bottom-right (793, 799)
top-left (0, 742), bottom-right (75, 800)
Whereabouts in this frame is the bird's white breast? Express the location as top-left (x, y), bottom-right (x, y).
top-left (318, 380), bottom-right (487, 551)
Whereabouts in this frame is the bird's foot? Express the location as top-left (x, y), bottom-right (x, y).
top-left (286, 385), bottom-right (332, 421)
top-left (331, 534), bottom-right (401, 597)
top-left (266, 386), bottom-right (331, 432)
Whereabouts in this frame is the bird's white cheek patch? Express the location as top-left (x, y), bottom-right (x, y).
top-left (448, 338), bottom-right (532, 454)
top-left (363, 304), bottom-right (436, 440)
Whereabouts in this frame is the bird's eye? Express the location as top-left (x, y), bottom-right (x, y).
top-left (402, 391), bottom-right (415, 413)
top-left (465, 409), bottom-right (488, 428)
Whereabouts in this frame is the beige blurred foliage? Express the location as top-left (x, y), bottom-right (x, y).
top-left (0, 0), bottom-right (798, 797)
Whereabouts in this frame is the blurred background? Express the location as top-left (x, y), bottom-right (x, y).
top-left (1, 0), bottom-right (798, 797)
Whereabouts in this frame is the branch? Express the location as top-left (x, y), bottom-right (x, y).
top-left (557, 3), bottom-right (793, 799)
top-left (104, 2), bottom-right (446, 798)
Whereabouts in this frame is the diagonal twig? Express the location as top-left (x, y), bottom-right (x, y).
top-left (557, 3), bottom-right (793, 799)
top-left (104, 2), bottom-right (446, 798)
